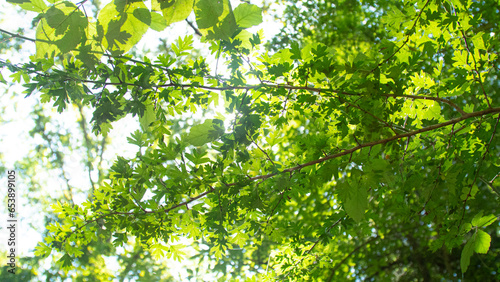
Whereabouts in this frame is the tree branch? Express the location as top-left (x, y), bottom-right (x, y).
top-left (185, 19), bottom-right (202, 37)
top-left (73, 77), bottom-right (467, 114)
top-left (0, 28), bottom-right (37, 43)
top-left (237, 107), bottom-right (500, 185)
top-left (69, 106), bottom-right (500, 237)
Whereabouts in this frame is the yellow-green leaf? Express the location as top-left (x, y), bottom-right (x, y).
top-left (7, 0), bottom-right (47, 13)
top-left (340, 182), bottom-right (368, 222)
top-left (97, 0), bottom-right (149, 53)
top-left (34, 242), bottom-right (52, 258)
top-left (233, 3), bottom-right (262, 29)
top-left (36, 1), bottom-right (88, 58)
top-left (471, 212), bottom-right (496, 228)
top-left (156, 0), bottom-right (194, 26)
top-left (150, 12), bottom-right (168, 31)
top-left (474, 230), bottom-right (491, 254)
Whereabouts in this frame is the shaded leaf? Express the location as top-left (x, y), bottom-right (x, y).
top-left (185, 119), bottom-right (224, 146)
top-left (461, 235), bottom-right (475, 273)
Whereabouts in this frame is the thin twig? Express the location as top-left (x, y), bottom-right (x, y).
top-left (371, 0), bottom-right (431, 72)
top-left (327, 236), bottom-right (378, 282)
top-left (419, 123), bottom-right (457, 214)
top-left (339, 97), bottom-right (398, 135)
top-left (76, 103), bottom-right (96, 192)
top-left (453, 9), bottom-right (492, 108)
top-left (72, 76), bottom-right (468, 114)
top-left (457, 114), bottom-right (500, 232)
top-left (185, 19), bottom-right (202, 37)
top-left (249, 134), bottom-right (276, 167)
top-left (284, 217), bottom-right (344, 278)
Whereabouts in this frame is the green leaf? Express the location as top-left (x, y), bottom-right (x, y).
top-left (132, 8), bottom-right (152, 26)
top-left (461, 235), bottom-right (475, 273)
top-left (211, 10), bottom-right (237, 41)
top-left (339, 182), bottom-right (368, 222)
top-left (171, 35), bottom-right (194, 56)
top-left (471, 212), bottom-right (496, 228)
top-left (34, 242), bottom-right (52, 258)
top-left (97, 0), bottom-right (149, 53)
top-left (474, 230), bottom-right (491, 254)
top-left (57, 254), bottom-right (74, 271)
top-left (150, 12), bottom-right (168, 31)
top-left (127, 130), bottom-right (147, 147)
top-left (139, 102), bottom-right (156, 131)
top-left (185, 119), bottom-right (224, 146)
top-left (195, 0), bottom-right (236, 41)
top-left (36, 1), bottom-right (88, 58)
top-left (7, 0), bottom-right (47, 12)
top-left (157, 0), bottom-right (194, 26)
top-left (195, 0), bottom-right (224, 29)
top-left (233, 3), bottom-right (262, 29)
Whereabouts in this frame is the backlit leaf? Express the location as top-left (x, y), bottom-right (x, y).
top-left (185, 119), bottom-right (224, 146)
top-left (233, 3), bottom-right (262, 28)
top-left (97, 0), bottom-right (149, 53)
top-left (471, 213), bottom-right (496, 228)
top-left (36, 1), bottom-right (87, 58)
top-left (474, 230), bottom-right (491, 254)
top-left (157, 0), bottom-right (194, 26)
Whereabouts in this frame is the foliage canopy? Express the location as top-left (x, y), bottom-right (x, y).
top-left (1, 0), bottom-right (500, 280)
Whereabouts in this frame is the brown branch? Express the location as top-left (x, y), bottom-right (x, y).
top-left (62, 108), bottom-right (500, 246)
top-left (160, 188), bottom-right (215, 214)
top-left (480, 177), bottom-right (500, 197)
top-left (155, 107), bottom-right (500, 216)
top-left (234, 107), bottom-right (500, 185)
top-left (490, 171), bottom-right (500, 184)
